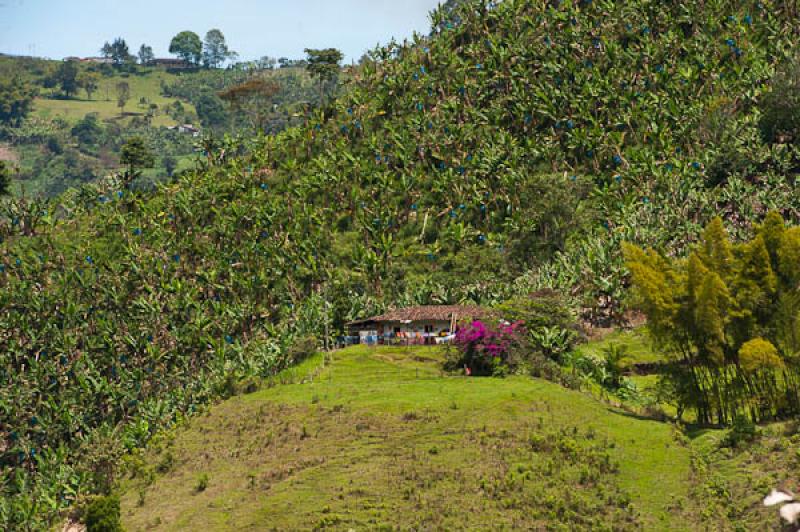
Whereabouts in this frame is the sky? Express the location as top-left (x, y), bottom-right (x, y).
top-left (0, 0), bottom-right (443, 62)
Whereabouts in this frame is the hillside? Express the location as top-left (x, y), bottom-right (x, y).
top-left (0, 56), bottom-right (320, 197)
top-left (120, 346), bottom-right (690, 530)
top-left (31, 68), bottom-right (195, 127)
top-left (118, 346), bottom-right (788, 531)
top-left (3, 0), bottom-right (800, 528)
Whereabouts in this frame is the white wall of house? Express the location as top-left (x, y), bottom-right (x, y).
top-left (382, 320), bottom-right (452, 336)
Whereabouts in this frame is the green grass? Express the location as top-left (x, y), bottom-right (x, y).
top-left (686, 420), bottom-right (800, 529)
top-left (120, 345), bottom-right (697, 530)
top-left (576, 328), bottom-right (664, 368)
top-left (33, 69), bottom-right (195, 127)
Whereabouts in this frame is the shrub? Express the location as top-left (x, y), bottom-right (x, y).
top-left (497, 292), bottom-right (580, 363)
top-left (491, 358), bottom-right (509, 378)
top-left (601, 343), bottom-right (629, 389)
top-left (195, 473), bottom-right (209, 492)
top-left (46, 135), bottom-right (64, 155)
top-left (156, 450), bottom-right (175, 474)
top-left (498, 290), bottom-right (576, 331)
top-left (568, 345), bottom-right (635, 396)
top-left (84, 495), bottom-right (122, 532)
top-left (446, 320), bottom-right (525, 375)
top-left (721, 416), bottom-right (760, 448)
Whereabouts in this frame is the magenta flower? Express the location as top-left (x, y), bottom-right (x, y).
top-left (455, 319), bottom-right (525, 365)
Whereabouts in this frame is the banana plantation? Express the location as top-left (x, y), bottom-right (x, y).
top-left (3, 0), bottom-right (800, 527)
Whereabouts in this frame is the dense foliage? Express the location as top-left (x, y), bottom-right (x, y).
top-left (0, 160), bottom-right (327, 527)
top-left (169, 31), bottom-right (203, 66)
top-left (0, 160), bottom-right (10, 196)
top-left (625, 213), bottom-right (800, 425)
top-left (84, 494), bottom-right (122, 532)
top-left (3, 113), bottom-right (196, 197)
top-left (0, 77), bottom-right (37, 126)
top-left (160, 66), bottom-right (328, 134)
top-left (0, 55), bottom-right (324, 198)
top-left (4, 0), bottom-right (800, 527)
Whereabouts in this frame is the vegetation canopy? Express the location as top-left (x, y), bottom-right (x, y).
top-left (625, 212), bottom-right (800, 425)
top-left (4, 0), bottom-right (800, 528)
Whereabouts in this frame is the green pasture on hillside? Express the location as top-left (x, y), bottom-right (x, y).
top-left (33, 69), bottom-right (196, 127)
top-left (120, 345), bottom-right (695, 531)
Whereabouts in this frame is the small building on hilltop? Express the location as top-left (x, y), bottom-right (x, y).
top-left (345, 305), bottom-right (491, 346)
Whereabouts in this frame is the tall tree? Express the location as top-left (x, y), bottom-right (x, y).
top-left (138, 44), bottom-right (155, 66)
top-left (218, 78), bottom-right (280, 131)
top-left (194, 93), bottom-right (227, 129)
top-left (624, 213), bottom-right (800, 425)
top-left (119, 136), bottom-right (154, 185)
top-left (54, 60), bottom-right (80, 98)
top-left (71, 113), bottom-right (104, 146)
top-left (115, 81), bottom-right (131, 114)
top-left (108, 38), bottom-right (132, 67)
top-left (169, 31), bottom-right (202, 65)
top-left (202, 29), bottom-right (235, 68)
top-left (0, 160), bottom-right (11, 196)
top-left (303, 48), bottom-right (343, 103)
top-left (78, 71), bottom-right (100, 100)
top-left (100, 41), bottom-right (113, 59)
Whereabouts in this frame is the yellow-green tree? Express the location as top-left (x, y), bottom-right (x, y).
top-left (624, 213), bottom-right (800, 425)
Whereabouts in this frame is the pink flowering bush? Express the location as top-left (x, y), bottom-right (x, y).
top-left (450, 320), bottom-right (526, 376)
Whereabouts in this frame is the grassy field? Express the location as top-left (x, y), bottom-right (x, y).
top-left (116, 344), bottom-right (796, 530)
top-left (33, 69), bottom-right (195, 127)
top-left (119, 345), bottom-right (704, 531)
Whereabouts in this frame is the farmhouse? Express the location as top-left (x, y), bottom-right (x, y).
top-left (345, 305), bottom-right (490, 345)
top-left (167, 124), bottom-right (201, 137)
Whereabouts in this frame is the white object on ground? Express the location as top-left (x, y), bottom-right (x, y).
top-left (764, 489), bottom-right (795, 507)
top-left (779, 502), bottom-right (800, 525)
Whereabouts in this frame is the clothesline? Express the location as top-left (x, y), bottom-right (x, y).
top-left (338, 333), bottom-right (456, 347)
